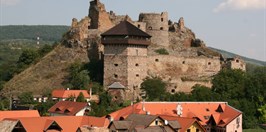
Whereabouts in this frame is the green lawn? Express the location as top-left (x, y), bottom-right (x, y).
top-left (243, 127), bottom-right (265, 132)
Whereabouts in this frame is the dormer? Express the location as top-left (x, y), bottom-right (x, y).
top-left (216, 104), bottom-right (224, 113)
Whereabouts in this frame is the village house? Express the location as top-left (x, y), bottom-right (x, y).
top-left (160, 115), bottom-right (206, 132)
top-left (48, 101), bottom-right (90, 116)
top-left (52, 89), bottom-right (91, 102)
top-left (109, 114), bottom-right (183, 132)
top-left (0, 110), bottom-right (40, 121)
top-left (106, 102), bottom-right (242, 132)
top-left (0, 116), bottom-right (109, 132)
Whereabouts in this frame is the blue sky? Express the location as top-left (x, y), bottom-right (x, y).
top-left (0, 0), bottom-right (265, 61)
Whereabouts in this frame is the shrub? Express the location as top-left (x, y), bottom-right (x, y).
top-left (155, 48), bottom-right (169, 55)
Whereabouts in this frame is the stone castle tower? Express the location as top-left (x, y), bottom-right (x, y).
top-left (139, 12), bottom-right (169, 46)
top-left (101, 21), bottom-right (151, 100)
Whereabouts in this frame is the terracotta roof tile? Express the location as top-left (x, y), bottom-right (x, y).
top-left (52, 89), bottom-right (90, 98)
top-left (48, 101), bottom-right (88, 116)
top-left (4, 116), bottom-right (108, 132)
top-left (107, 102), bottom-right (241, 127)
top-left (3, 118), bottom-right (62, 132)
top-left (0, 110), bottom-right (40, 121)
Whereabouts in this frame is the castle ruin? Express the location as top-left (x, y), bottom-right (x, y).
top-left (67, 0), bottom-right (246, 101)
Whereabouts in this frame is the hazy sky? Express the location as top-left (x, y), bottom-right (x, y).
top-left (0, 0), bottom-right (265, 61)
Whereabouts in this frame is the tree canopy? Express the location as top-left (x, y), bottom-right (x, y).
top-left (141, 76), bottom-right (167, 101)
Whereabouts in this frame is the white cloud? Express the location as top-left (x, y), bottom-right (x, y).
top-left (0, 0), bottom-right (21, 6)
top-left (213, 0), bottom-right (266, 13)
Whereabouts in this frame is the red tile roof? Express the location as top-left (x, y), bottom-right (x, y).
top-left (48, 101), bottom-right (88, 116)
top-left (45, 116), bottom-right (109, 131)
top-left (107, 102), bottom-right (241, 127)
top-left (0, 110), bottom-right (40, 121)
top-left (3, 118), bottom-right (62, 132)
top-left (52, 89), bottom-right (90, 99)
top-left (4, 116), bottom-right (109, 132)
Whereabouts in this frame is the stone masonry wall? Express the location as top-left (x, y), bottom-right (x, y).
top-left (228, 58), bottom-right (246, 71)
top-left (131, 21), bottom-right (147, 32)
top-left (139, 12), bottom-right (169, 46)
top-left (89, 0), bottom-right (114, 32)
top-left (147, 55), bottom-right (221, 92)
top-left (148, 55), bottom-right (221, 77)
top-left (104, 55), bottom-right (128, 88)
top-left (126, 56), bottom-right (148, 99)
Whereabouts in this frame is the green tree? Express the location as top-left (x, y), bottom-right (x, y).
top-left (18, 92), bottom-right (34, 104)
top-left (0, 81), bottom-right (4, 92)
top-left (90, 82), bottom-right (104, 94)
top-left (258, 104), bottom-right (266, 123)
top-left (141, 76), bottom-right (166, 101)
top-left (85, 59), bottom-right (104, 83)
top-left (17, 49), bottom-right (39, 66)
top-left (169, 92), bottom-right (191, 101)
top-left (76, 92), bottom-right (87, 102)
top-left (70, 70), bottom-right (90, 90)
top-left (212, 69), bottom-right (247, 100)
top-left (66, 61), bottom-right (91, 90)
top-left (190, 84), bottom-right (220, 101)
top-left (38, 44), bottom-right (53, 57)
top-left (65, 95), bottom-right (75, 101)
top-left (36, 98), bottom-right (55, 116)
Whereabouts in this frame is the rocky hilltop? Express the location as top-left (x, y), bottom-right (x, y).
top-left (2, 0), bottom-right (245, 98)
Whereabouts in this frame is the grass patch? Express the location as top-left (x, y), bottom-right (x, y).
top-left (243, 127), bottom-right (265, 132)
top-left (155, 48), bottom-right (169, 55)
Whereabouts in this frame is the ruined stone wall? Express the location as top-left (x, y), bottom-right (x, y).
top-left (89, 0), bottom-right (114, 32)
top-left (168, 80), bottom-right (212, 93)
top-left (131, 21), bottom-right (146, 32)
top-left (146, 55), bottom-right (221, 92)
top-left (225, 57), bottom-right (246, 71)
top-left (148, 56), bottom-right (221, 77)
top-left (139, 12), bottom-right (169, 46)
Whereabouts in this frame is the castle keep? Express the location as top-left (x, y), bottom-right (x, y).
top-left (101, 21), bottom-right (151, 100)
top-left (70, 0), bottom-right (246, 100)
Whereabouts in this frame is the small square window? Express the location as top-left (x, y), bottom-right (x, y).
top-left (155, 59), bottom-right (159, 62)
top-left (136, 74), bottom-right (139, 77)
top-left (135, 63), bottom-right (139, 66)
top-left (114, 64), bottom-right (118, 67)
top-left (114, 74), bottom-right (118, 78)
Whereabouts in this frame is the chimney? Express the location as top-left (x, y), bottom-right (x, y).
top-left (142, 100), bottom-right (146, 111)
top-left (177, 104), bottom-right (183, 117)
top-left (89, 88), bottom-right (92, 98)
top-left (164, 120), bottom-right (168, 125)
top-left (146, 111), bottom-right (150, 115)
